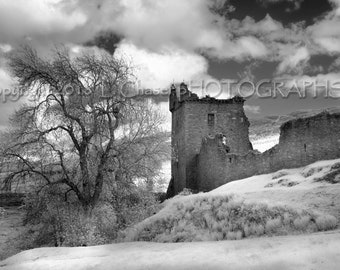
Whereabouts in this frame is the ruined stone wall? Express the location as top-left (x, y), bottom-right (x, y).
top-left (171, 103), bottom-right (187, 195)
top-left (169, 88), bottom-right (254, 196)
top-left (182, 100), bottom-right (252, 191)
top-left (197, 112), bottom-right (340, 191)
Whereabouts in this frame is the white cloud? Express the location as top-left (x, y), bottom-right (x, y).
top-left (308, 1), bottom-right (340, 54)
top-left (0, 0), bottom-right (339, 91)
top-left (276, 47), bottom-right (310, 74)
top-left (241, 14), bottom-right (283, 34)
top-left (115, 41), bottom-right (209, 90)
top-left (237, 36), bottom-right (268, 58)
top-left (207, 36), bottom-right (268, 60)
top-left (329, 0), bottom-right (340, 16)
top-left (315, 37), bottom-right (340, 53)
top-left (0, 0), bottom-right (272, 89)
top-left (224, 14), bottom-right (307, 65)
top-left (104, 0), bottom-right (268, 61)
top-left (0, 0), bottom-right (87, 43)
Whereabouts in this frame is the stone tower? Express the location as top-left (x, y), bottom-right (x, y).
top-left (167, 83), bottom-right (253, 197)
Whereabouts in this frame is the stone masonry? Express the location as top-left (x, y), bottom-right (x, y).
top-left (167, 83), bottom-right (340, 197)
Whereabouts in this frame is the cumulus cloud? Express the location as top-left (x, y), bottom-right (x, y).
top-left (329, 0), bottom-right (340, 15)
top-left (329, 57), bottom-right (340, 71)
top-left (276, 47), bottom-right (310, 74)
top-left (114, 41), bottom-right (209, 90)
top-left (0, 0), bottom-right (339, 91)
top-left (224, 14), bottom-right (307, 62)
top-left (103, 0), bottom-right (268, 61)
top-left (0, 0), bottom-right (273, 90)
top-left (207, 36), bottom-right (268, 60)
top-left (0, 0), bottom-right (87, 43)
top-left (81, 0), bottom-right (271, 89)
top-left (315, 37), bottom-right (340, 53)
top-left (308, 0), bottom-right (340, 54)
top-left (236, 14), bottom-right (283, 34)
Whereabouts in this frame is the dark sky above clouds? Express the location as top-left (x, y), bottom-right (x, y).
top-left (0, 0), bottom-right (339, 128)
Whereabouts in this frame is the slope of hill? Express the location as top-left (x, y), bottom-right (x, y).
top-left (2, 158), bottom-right (340, 270)
top-left (123, 159), bottom-right (340, 243)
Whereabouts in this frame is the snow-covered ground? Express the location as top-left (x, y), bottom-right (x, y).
top-left (1, 159), bottom-right (340, 269)
top-left (212, 159), bottom-right (340, 195)
top-left (211, 158), bottom-right (340, 220)
top-left (1, 230), bottom-right (340, 270)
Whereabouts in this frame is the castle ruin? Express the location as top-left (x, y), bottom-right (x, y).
top-left (167, 83), bottom-right (340, 197)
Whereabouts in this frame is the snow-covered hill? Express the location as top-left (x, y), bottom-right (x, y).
top-left (211, 158), bottom-right (340, 220)
top-left (121, 159), bottom-right (340, 243)
top-left (1, 159), bottom-right (340, 270)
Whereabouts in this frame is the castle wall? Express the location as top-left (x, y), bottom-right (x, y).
top-left (171, 104), bottom-right (187, 195)
top-left (169, 84), bottom-right (253, 196)
top-left (197, 112), bottom-right (340, 191)
top-left (183, 101), bottom-right (252, 191)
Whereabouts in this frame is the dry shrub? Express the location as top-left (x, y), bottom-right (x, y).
top-left (315, 215), bottom-right (338, 231)
top-left (301, 167), bottom-right (323, 178)
top-left (122, 194), bottom-right (338, 243)
top-left (19, 186), bottom-right (160, 248)
top-left (293, 216), bottom-right (312, 231)
top-left (272, 171), bottom-right (289, 180)
top-left (265, 218), bottom-right (282, 234)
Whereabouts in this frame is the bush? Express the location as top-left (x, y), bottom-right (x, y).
top-left (57, 203), bottom-right (117, 247)
top-left (19, 185), bottom-right (160, 248)
top-left (265, 218), bottom-right (282, 234)
top-left (315, 215), bottom-right (338, 231)
top-left (122, 194), bottom-right (338, 243)
top-left (19, 191), bottom-right (117, 248)
top-left (293, 216), bottom-right (312, 231)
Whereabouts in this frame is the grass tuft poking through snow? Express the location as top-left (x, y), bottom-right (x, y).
top-left (314, 163), bottom-right (340, 184)
top-left (122, 194), bottom-right (337, 243)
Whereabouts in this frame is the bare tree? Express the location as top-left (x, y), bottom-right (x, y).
top-left (0, 45), bottom-right (168, 213)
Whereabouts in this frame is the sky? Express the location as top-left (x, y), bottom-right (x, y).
top-left (0, 0), bottom-right (340, 129)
